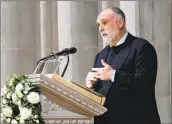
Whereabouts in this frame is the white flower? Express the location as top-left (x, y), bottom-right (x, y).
top-left (11, 119), bottom-right (18, 124)
top-left (20, 80), bottom-right (25, 84)
top-left (34, 115), bottom-right (38, 118)
top-left (16, 91), bottom-right (23, 98)
top-left (16, 100), bottom-right (21, 106)
top-left (6, 118), bottom-right (11, 123)
top-left (25, 84), bottom-right (32, 92)
top-left (20, 119), bottom-right (24, 124)
top-left (2, 99), bottom-right (7, 104)
top-left (2, 107), bottom-right (13, 117)
top-left (35, 120), bottom-right (39, 123)
top-left (9, 82), bottom-right (13, 86)
top-left (7, 92), bottom-right (12, 99)
top-left (9, 79), bottom-right (14, 86)
top-left (20, 107), bottom-right (32, 120)
top-left (23, 90), bottom-right (28, 94)
top-left (1, 86), bottom-right (8, 96)
top-left (12, 93), bottom-right (19, 103)
top-left (27, 92), bottom-right (40, 104)
top-left (15, 83), bottom-right (24, 92)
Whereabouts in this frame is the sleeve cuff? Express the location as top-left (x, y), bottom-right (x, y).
top-left (111, 70), bottom-right (116, 82)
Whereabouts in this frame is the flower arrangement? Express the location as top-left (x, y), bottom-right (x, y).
top-left (1, 74), bottom-right (45, 124)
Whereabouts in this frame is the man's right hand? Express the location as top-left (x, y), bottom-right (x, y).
top-left (86, 72), bottom-right (98, 89)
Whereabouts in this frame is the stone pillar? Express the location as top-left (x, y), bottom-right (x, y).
top-left (120, 1), bottom-right (137, 36)
top-left (58, 1), bottom-right (98, 85)
top-left (51, 1), bottom-right (59, 73)
top-left (0, 1), bottom-right (1, 86)
top-left (40, 1), bottom-right (56, 74)
top-left (38, 1), bottom-right (59, 116)
top-left (51, 1), bottom-right (58, 59)
top-left (1, 1), bottom-right (37, 85)
top-left (102, 1), bottom-right (119, 10)
top-left (136, 1), bottom-right (171, 123)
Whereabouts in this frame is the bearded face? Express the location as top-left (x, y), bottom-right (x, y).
top-left (101, 27), bottom-right (118, 43)
top-left (96, 9), bottom-right (120, 44)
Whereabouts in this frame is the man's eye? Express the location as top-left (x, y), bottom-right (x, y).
top-left (102, 21), bottom-right (107, 25)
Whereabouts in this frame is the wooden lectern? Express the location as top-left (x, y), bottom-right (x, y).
top-left (29, 73), bottom-right (107, 118)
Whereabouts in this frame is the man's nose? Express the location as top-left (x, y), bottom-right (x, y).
top-left (99, 25), bottom-right (104, 32)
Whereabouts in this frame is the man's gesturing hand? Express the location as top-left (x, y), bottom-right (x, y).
top-left (92, 59), bottom-right (114, 81)
top-left (86, 71), bottom-right (98, 89)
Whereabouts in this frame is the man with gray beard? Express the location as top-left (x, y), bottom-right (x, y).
top-left (86, 7), bottom-right (161, 124)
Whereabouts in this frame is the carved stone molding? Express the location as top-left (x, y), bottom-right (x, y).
top-left (43, 117), bottom-right (92, 124)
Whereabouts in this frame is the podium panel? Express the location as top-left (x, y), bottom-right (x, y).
top-left (29, 74), bottom-right (107, 118)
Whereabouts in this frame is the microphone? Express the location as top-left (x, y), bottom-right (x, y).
top-left (56, 47), bottom-right (77, 56)
top-left (38, 47), bottom-right (77, 62)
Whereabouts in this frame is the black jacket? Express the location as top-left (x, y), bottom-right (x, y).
top-left (94, 33), bottom-right (161, 124)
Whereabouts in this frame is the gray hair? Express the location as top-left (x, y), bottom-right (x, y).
top-left (110, 7), bottom-right (126, 22)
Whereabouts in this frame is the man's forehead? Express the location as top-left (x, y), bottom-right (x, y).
top-left (96, 9), bottom-right (115, 22)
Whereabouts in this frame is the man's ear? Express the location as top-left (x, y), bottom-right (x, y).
top-left (118, 18), bottom-right (124, 28)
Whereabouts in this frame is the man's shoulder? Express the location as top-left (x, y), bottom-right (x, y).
top-left (130, 35), bottom-right (154, 50)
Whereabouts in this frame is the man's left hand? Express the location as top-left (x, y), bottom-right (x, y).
top-left (92, 59), bottom-right (114, 81)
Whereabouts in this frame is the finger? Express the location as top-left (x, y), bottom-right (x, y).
top-left (87, 72), bottom-right (96, 77)
top-left (87, 72), bottom-right (98, 79)
top-left (101, 59), bottom-right (109, 67)
top-left (95, 74), bottom-right (104, 80)
top-left (86, 82), bottom-right (92, 88)
top-left (86, 81), bottom-right (95, 88)
top-left (86, 80), bottom-right (92, 86)
top-left (92, 68), bottom-right (102, 72)
top-left (90, 78), bottom-right (97, 82)
top-left (86, 75), bottom-right (97, 82)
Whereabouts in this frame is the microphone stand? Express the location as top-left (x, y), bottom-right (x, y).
top-left (61, 54), bottom-right (69, 77)
top-left (36, 52), bottom-right (55, 66)
top-left (33, 51), bottom-right (72, 76)
top-left (33, 60), bottom-right (46, 74)
top-left (33, 52), bottom-right (58, 74)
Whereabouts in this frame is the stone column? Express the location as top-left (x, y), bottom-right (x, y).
top-left (40, 1), bottom-right (54, 74)
top-left (102, 1), bottom-right (119, 10)
top-left (58, 1), bottom-right (98, 85)
top-left (0, 1), bottom-right (1, 86)
top-left (51, 1), bottom-right (59, 73)
top-left (51, 1), bottom-right (58, 61)
top-left (136, 1), bottom-right (171, 123)
top-left (38, 1), bottom-right (59, 116)
top-left (120, 1), bottom-right (137, 36)
top-left (1, 1), bottom-right (37, 85)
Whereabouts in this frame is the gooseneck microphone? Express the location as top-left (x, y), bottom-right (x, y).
top-left (56, 47), bottom-right (77, 56)
top-left (37, 47), bottom-right (77, 64)
top-left (35, 47), bottom-right (77, 75)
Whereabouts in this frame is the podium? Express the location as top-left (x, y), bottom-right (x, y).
top-left (29, 73), bottom-right (107, 118)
